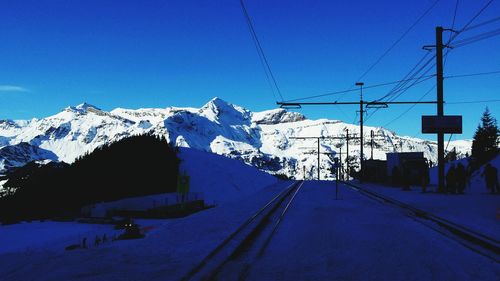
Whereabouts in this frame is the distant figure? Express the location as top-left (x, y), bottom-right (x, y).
top-left (446, 164), bottom-right (456, 194)
top-left (82, 237), bottom-right (87, 249)
top-left (392, 166), bottom-right (401, 187)
top-left (102, 234), bottom-right (108, 243)
top-left (482, 163), bottom-right (500, 194)
top-left (456, 163), bottom-right (466, 194)
top-left (95, 235), bottom-right (101, 247)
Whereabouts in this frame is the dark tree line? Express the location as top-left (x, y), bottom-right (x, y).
top-left (472, 107), bottom-right (499, 165)
top-left (0, 135), bottom-right (180, 224)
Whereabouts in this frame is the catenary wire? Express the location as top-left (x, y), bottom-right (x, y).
top-left (239, 0), bottom-right (284, 102)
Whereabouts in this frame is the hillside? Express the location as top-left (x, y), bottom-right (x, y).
top-left (0, 135), bottom-right (179, 223)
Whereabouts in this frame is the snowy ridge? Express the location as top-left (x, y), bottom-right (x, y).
top-left (0, 97), bottom-right (471, 179)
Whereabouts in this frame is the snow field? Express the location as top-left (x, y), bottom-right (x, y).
top-left (0, 181), bottom-right (292, 281)
top-left (246, 181), bottom-right (499, 281)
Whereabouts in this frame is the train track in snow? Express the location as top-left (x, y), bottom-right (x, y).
top-left (342, 181), bottom-right (500, 263)
top-left (182, 180), bottom-right (304, 281)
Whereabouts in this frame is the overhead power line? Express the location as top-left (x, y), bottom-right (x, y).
top-left (364, 73), bottom-right (435, 122)
top-left (368, 0), bottom-right (495, 124)
top-left (444, 0), bottom-right (460, 65)
top-left (353, 0), bottom-right (441, 83)
top-left (446, 69), bottom-right (500, 79)
top-left (448, 0), bottom-right (495, 43)
top-left (364, 53), bottom-right (437, 122)
top-left (330, 0), bottom-right (441, 103)
top-left (463, 15), bottom-right (500, 32)
top-left (383, 85), bottom-right (436, 127)
top-left (239, 0), bottom-right (284, 102)
top-left (283, 74), bottom-right (436, 102)
top-left (452, 27), bottom-right (500, 47)
top-left (375, 53), bottom-right (435, 102)
top-left (447, 99), bottom-right (500, 104)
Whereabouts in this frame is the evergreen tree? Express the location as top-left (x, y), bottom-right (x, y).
top-left (471, 107), bottom-right (499, 163)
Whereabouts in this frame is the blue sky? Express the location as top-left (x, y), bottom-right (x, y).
top-left (0, 0), bottom-right (499, 140)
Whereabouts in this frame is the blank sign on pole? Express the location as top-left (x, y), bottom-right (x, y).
top-left (422, 115), bottom-right (462, 134)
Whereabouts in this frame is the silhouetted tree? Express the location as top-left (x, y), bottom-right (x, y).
top-left (471, 107), bottom-right (499, 164)
top-left (0, 134), bottom-right (180, 223)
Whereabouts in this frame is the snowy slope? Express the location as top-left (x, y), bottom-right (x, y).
top-left (0, 98), bottom-right (472, 179)
top-left (178, 147), bottom-right (278, 203)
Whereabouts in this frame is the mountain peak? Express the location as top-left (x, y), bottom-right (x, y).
top-left (76, 102), bottom-right (100, 111)
top-left (204, 97), bottom-right (230, 108)
top-left (200, 97), bottom-right (250, 123)
top-left (64, 102), bottom-right (101, 114)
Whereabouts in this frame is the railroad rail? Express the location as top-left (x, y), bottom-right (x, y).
top-left (182, 180), bottom-right (304, 281)
top-left (342, 181), bottom-right (500, 263)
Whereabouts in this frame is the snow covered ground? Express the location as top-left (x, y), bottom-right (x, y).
top-left (358, 181), bottom-right (500, 241)
top-left (0, 221), bottom-right (118, 255)
top-left (246, 181), bottom-right (499, 280)
top-left (178, 147), bottom-right (278, 204)
top-left (1, 150), bottom-right (498, 280)
top-left (1, 181), bottom-right (497, 280)
top-left (0, 181), bottom-right (291, 281)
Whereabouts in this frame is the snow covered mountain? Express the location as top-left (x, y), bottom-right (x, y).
top-left (0, 98), bottom-right (471, 179)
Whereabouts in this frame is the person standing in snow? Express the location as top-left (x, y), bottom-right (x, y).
top-left (446, 164), bottom-right (456, 194)
top-left (482, 163), bottom-right (499, 194)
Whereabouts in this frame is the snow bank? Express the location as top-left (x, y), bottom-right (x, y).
top-left (0, 221), bottom-right (115, 254)
top-left (178, 147), bottom-right (278, 203)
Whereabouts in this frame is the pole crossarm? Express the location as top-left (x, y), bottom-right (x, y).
top-left (278, 101), bottom-right (438, 107)
top-left (290, 136), bottom-right (350, 140)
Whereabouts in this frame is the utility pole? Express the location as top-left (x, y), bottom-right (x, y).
top-left (339, 146), bottom-right (342, 180)
top-left (345, 128), bottom-right (349, 179)
top-left (292, 135), bottom-right (351, 181)
top-left (422, 26), bottom-right (458, 193)
top-left (370, 130), bottom-right (374, 159)
top-left (317, 138), bottom-right (320, 180)
top-left (356, 82), bottom-right (365, 182)
top-left (436, 26), bottom-right (445, 193)
top-left (291, 136), bottom-right (325, 180)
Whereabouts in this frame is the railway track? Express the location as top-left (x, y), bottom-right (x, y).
top-left (182, 180), bottom-right (304, 281)
top-left (342, 181), bottom-right (500, 263)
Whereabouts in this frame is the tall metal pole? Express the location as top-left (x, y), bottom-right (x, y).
top-left (436, 26), bottom-right (445, 193)
top-left (317, 137), bottom-right (321, 181)
top-left (356, 82), bottom-right (365, 182)
top-left (339, 146), bottom-right (343, 180)
top-left (346, 129), bottom-right (349, 179)
top-left (370, 130), bottom-right (374, 160)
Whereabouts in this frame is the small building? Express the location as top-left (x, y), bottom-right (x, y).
top-left (81, 192), bottom-right (203, 218)
top-left (387, 152), bottom-right (428, 185)
top-left (363, 159), bottom-right (387, 183)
